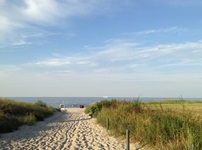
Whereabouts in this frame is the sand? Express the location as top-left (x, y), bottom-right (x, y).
top-left (0, 108), bottom-right (142, 150)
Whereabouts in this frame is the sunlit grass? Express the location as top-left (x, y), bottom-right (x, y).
top-left (85, 99), bottom-right (202, 150)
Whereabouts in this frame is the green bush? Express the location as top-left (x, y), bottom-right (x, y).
top-left (85, 100), bottom-right (114, 117)
top-left (0, 99), bottom-right (57, 133)
top-left (35, 100), bottom-right (48, 107)
top-left (18, 114), bottom-right (36, 125)
top-left (0, 111), bottom-right (21, 133)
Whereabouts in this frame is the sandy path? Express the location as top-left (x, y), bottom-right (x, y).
top-left (0, 108), bottom-right (139, 150)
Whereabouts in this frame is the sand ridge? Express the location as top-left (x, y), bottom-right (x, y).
top-left (0, 108), bottom-right (140, 150)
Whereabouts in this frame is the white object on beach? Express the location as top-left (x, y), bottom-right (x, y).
top-left (59, 102), bottom-right (66, 111)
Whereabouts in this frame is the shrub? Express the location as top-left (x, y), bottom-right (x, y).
top-left (0, 112), bottom-right (21, 133)
top-left (0, 99), bottom-right (57, 133)
top-left (35, 100), bottom-right (48, 108)
top-left (85, 100), bottom-right (114, 117)
top-left (18, 114), bottom-right (36, 125)
top-left (89, 103), bottom-right (101, 116)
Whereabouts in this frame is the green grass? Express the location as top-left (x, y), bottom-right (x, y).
top-left (85, 99), bottom-right (202, 150)
top-left (0, 98), bottom-right (58, 133)
top-left (147, 99), bottom-right (202, 104)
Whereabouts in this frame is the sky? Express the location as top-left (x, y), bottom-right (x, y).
top-left (0, 0), bottom-right (202, 97)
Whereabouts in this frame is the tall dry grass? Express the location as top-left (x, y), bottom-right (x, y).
top-left (85, 99), bottom-right (202, 150)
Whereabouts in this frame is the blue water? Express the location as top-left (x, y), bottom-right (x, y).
top-left (1, 97), bottom-right (202, 108)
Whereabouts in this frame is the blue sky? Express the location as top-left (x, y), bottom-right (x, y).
top-left (0, 0), bottom-right (202, 97)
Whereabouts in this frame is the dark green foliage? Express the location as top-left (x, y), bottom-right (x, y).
top-left (0, 99), bottom-right (57, 133)
top-left (34, 100), bottom-right (48, 107)
top-left (85, 100), bottom-right (114, 117)
top-left (85, 102), bottom-right (102, 117)
top-left (0, 112), bottom-right (21, 133)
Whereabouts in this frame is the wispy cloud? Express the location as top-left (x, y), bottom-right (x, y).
top-left (0, 65), bottom-right (23, 77)
top-left (1, 38), bottom-right (202, 97)
top-left (21, 0), bottom-right (99, 25)
top-left (36, 58), bottom-right (71, 66)
top-left (32, 40), bottom-right (202, 75)
top-left (123, 27), bottom-right (187, 36)
top-left (13, 40), bottom-right (32, 46)
top-left (0, 0), bottom-right (127, 47)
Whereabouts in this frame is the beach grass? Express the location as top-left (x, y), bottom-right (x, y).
top-left (0, 98), bottom-right (58, 133)
top-left (85, 99), bottom-right (202, 150)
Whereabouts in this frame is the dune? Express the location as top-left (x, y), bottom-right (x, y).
top-left (0, 108), bottom-right (140, 150)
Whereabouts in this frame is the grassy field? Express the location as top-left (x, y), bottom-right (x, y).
top-left (147, 100), bottom-right (202, 123)
top-left (85, 99), bottom-right (202, 150)
top-left (0, 99), bottom-right (58, 133)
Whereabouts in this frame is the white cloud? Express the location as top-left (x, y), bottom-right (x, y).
top-left (22, 0), bottom-right (61, 24)
top-left (0, 0), bottom-right (85, 47)
top-left (76, 61), bottom-right (90, 65)
top-left (32, 40), bottom-right (202, 76)
top-left (124, 27), bottom-right (187, 36)
top-left (1, 39), bottom-right (202, 97)
top-left (13, 40), bottom-right (32, 46)
top-left (0, 15), bottom-right (25, 45)
top-left (36, 58), bottom-right (71, 66)
top-left (0, 0), bottom-right (114, 47)
top-left (21, 0), bottom-right (97, 24)
top-left (1, 66), bottom-right (22, 72)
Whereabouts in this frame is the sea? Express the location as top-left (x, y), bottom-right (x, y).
top-left (1, 97), bottom-right (202, 108)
